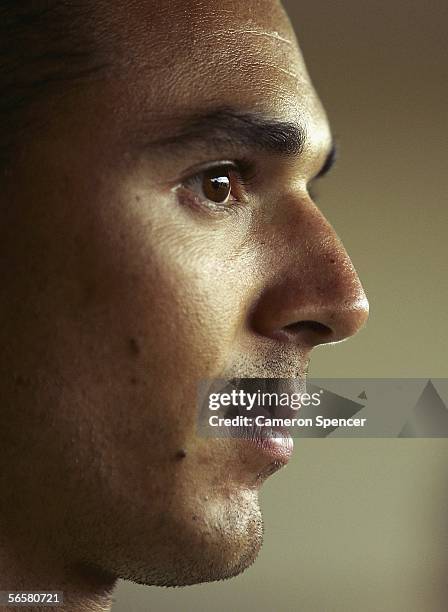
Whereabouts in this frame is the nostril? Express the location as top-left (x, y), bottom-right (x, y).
top-left (283, 320), bottom-right (332, 340)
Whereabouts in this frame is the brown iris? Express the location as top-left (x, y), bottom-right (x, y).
top-left (202, 168), bottom-right (232, 203)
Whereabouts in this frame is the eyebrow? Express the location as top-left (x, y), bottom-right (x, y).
top-left (137, 106), bottom-right (337, 179)
top-left (142, 107), bottom-right (308, 158)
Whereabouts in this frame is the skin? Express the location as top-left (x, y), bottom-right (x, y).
top-left (0, 1), bottom-right (369, 610)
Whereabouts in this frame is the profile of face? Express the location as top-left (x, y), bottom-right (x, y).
top-left (0, 0), bottom-right (368, 597)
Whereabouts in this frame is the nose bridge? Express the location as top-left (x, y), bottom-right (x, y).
top-left (251, 197), bottom-right (369, 345)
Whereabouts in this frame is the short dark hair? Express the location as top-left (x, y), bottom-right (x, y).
top-left (0, 1), bottom-right (110, 166)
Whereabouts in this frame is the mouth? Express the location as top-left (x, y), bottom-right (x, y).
top-left (233, 423), bottom-right (294, 476)
top-left (217, 377), bottom-right (304, 473)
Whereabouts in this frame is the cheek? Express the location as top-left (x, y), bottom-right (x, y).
top-left (83, 187), bottom-right (255, 384)
top-left (54, 189), bottom-right (251, 441)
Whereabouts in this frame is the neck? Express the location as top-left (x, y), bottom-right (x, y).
top-left (0, 541), bottom-right (117, 612)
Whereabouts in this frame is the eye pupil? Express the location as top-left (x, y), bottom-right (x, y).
top-left (202, 169), bottom-right (231, 203)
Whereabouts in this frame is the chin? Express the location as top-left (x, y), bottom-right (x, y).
top-left (108, 490), bottom-right (265, 588)
top-left (167, 512), bottom-right (264, 587)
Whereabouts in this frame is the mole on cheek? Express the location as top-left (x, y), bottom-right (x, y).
top-left (128, 337), bottom-right (141, 356)
top-left (175, 449), bottom-right (187, 460)
top-left (13, 374), bottom-right (26, 387)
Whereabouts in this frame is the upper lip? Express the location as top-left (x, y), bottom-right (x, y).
top-left (221, 377), bottom-right (307, 420)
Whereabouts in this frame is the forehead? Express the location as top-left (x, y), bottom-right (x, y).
top-left (98, 0), bottom-right (330, 146)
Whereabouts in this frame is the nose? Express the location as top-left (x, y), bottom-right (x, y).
top-left (250, 197), bottom-right (369, 348)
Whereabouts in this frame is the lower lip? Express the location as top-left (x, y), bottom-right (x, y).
top-left (231, 425), bottom-right (294, 464)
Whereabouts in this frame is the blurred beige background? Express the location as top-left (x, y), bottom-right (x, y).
top-left (113, 1), bottom-right (448, 610)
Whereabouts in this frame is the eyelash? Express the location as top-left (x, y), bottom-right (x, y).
top-left (177, 159), bottom-right (323, 212)
top-left (179, 160), bottom-right (255, 211)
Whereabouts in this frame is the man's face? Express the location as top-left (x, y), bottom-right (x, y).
top-left (0, 0), bottom-right (368, 587)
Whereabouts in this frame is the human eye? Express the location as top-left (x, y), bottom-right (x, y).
top-left (176, 161), bottom-right (252, 211)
